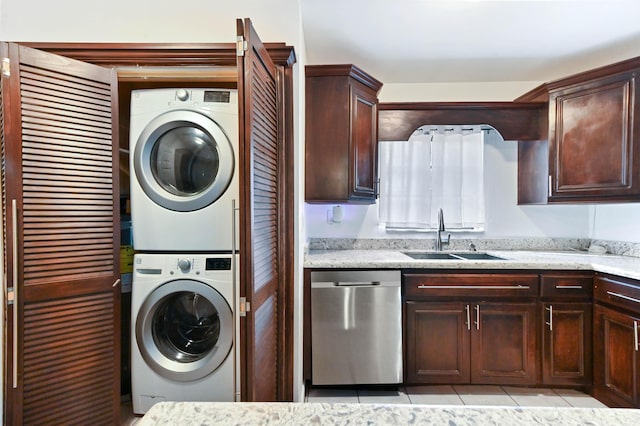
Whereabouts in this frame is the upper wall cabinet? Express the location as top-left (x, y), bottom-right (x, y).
top-left (305, 64), bottom-right (382, 203)
top-left (518, 57), bottom-right (640, 204)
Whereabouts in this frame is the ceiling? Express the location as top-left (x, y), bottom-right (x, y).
top-left (300, 0), bottom-right (640, 84)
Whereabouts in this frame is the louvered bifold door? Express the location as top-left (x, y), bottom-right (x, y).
top-left (1, 43), bottom-right (120, 426)
top-left (237, 19), bottom-right (283, 402)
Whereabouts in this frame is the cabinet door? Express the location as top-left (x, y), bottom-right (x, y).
top-left (350, 81), bottom-right (378, 199)
top-left (549, 71), bottom-right (640, 202)
top-left (1, 43), bottom-right (120, 425)
top-left (405, 302), bottom-right (470, 384)
top-left (237, 18), bottom-right (293, 402)
top-left (542, 303), bottom-right (592, 386)
top-left (471, 303), bottom-right (537, 385)
top-left (593, 304), bottom-right (640, 407)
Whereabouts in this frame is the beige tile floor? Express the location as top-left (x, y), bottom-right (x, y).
top-left (306, 385), bottom-right (609, 408)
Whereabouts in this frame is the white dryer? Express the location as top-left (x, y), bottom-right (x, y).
top-left (129, 88), bottom-right (238, 252)
top-left (131, 253), bottom-right (239, 414)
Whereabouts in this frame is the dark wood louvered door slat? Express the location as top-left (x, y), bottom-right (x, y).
top-left (1, 43), bottom-right (120, 425)
top-left (237, 19), bottom-right (284, 402)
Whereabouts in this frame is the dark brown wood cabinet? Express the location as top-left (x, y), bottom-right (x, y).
top-left (405, 302), bottom-right (470, 384)
top-left (518, 56), bottom-right (640, 204)
top-left (305, 65), bottom-right (382, 203)
top-left (548, 69), bottom-right (640, 202)
top-left (472, 302), bottom-right (538, 385)
top-left (404, 272), bottom-right (538, 385)
top-left (542, 302), bottom-right (592, 386)
top-left (593, 274), bottom-right (640, 407)
top-left (540, 274), bottom-right (593, 386)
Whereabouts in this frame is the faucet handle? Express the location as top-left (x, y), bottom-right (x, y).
top-left (469, 242), bottom-right (477, 252)
top-left (443, 233), bottom-right (451, 248)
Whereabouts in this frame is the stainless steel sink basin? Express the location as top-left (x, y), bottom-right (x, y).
top-left (452, 252), bottom-right (504, 260)
top-left (401, 252), bottom-right (456, 260)
top-left (401, 251), bottom-right (504, 260)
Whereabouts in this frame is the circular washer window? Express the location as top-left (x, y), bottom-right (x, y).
top-left (135, 279), bottom-right (233, 382)
top-left (133, 110), bottom-right (234, 212)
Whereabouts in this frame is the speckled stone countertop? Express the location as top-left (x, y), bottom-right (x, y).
top-left (304, 249), bottom-right (640, 280)
top-left (139, 401), bottom-right (640, 425)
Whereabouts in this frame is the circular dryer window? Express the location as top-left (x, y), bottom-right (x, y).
top-left (136, 279), bottom-right (233, 382)
top-left (133, 110), bottom-right (235, 212)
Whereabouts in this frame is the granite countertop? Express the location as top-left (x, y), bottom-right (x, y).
top-left (304, 249), bottom-right (640, 281)
top-left (139, 401), bottom-right (640, 425)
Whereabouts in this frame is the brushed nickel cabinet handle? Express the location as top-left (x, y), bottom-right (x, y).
top-left (465, 304), bottom-right (471, 331)
top-left (546, 305), bottom-right (553, 331)
top-left (12, 199), bottom-right (18, 389)
top-left (555, 285), bottom-right (583, 289)
top-left (417, 285), bottom-right (530, 290)
top-left (606, 291), bottom-right (640, 305)
top-left (231, 199), bottom-right (240, 401)
top-left (475, 305), bottom-right (480, 330)
top-left (635, 321), bottom-right (639, 352)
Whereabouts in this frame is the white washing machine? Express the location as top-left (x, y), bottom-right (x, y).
top-left (129, 88), bottom-right (238, 252)
top-left (131, 253), bottom-right (239, 414)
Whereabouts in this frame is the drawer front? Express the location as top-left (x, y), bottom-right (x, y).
top-left (404, 273), bottom-right (539, 299)
top-left (594, 275), bottom-right (640, 314)
top-left (541, 274), bottom-right (593, 299)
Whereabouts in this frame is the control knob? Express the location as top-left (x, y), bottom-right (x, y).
top-left (178, 258), bottom-right (191, 272)
top-left (176, 89), bottom-right (189, 101)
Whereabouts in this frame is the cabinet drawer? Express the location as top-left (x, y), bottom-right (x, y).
top-left (404, 273), bottom-right (539, 299)
top-left (594, 275), bottom-right (640, 314)
top-left (541, 274), bottom-right (593, 299)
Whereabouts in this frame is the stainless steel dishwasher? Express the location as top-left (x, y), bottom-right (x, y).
top-left (311, 270), bottom-right (402, 385)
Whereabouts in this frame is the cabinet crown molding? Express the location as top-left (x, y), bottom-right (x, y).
top-left (306, 64), bottom-right (383, 93)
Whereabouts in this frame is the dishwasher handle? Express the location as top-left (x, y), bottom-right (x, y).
top-left (335, 281), bottom-right (380, 287)
top-left (311, 280), bottom-right (399, 288)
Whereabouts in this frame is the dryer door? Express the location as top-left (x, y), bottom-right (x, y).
top-left (133, 110), bottom-right (234, 212)
top-left (135, 279), bottom-right (233, 381)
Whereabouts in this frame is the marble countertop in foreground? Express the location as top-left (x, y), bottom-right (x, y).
top-left (139, 401), bottom-right (640, 425)
top-left (304, 249), bottom-right (640, 281)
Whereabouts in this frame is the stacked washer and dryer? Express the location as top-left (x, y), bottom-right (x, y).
top-left (128, 88), bottom-right (240, 414)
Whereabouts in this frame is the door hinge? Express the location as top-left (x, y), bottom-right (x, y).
top-left (1, 57), bottom-right (10, 77)
top-left (239, 297), bottom-right (251, 317)
top-left (236, 36), bottom-right (247, 57)
top-left (7, 287), bottom-right (15, 305)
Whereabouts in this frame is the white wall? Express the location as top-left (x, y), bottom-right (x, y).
top-left (0, 0), bottom-right (308, 403)
top-left (305, 130), bottom-right (592, 240)
top-left (379, 81), bottom-right (543, 103)
top-left (592, 204), bottom-right (640, 243)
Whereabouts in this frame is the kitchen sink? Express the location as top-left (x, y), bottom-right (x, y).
top-left (401, 251), bottom-right (504, 261)
top-left (401, 252), bottom-right (456, 260)
top-left (452, 252), bottom-right (504, 260)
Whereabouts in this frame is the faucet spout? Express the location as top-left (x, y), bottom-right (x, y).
top-left (435, 208), bottom-right (450, 251)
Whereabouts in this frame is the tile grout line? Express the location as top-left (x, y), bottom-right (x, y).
top-left (551, 388), bottom-right (576, 408)
top-left (500, 385), bottom-right (521, 407)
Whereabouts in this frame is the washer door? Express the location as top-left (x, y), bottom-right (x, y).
top-left (133, 110), bottom-right (234, 212)
top-left (136, 279), bottom-right (233, 382)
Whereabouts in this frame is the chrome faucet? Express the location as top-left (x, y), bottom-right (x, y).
top-left (435, 208), bottom-right (450, 251)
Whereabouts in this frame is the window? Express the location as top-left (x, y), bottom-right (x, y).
top-left (378, 125), bottom-right (485, 231)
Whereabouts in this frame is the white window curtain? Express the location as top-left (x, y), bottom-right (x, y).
top-left (379, 125), bottom-right (485, 230)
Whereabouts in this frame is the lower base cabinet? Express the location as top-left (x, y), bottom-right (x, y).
top-left (593, 304), bottom-right (640, 407)
top-left (541, 302), bottom-right (592, 386)
top-left (405, 301), bottom-right (537, 385)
